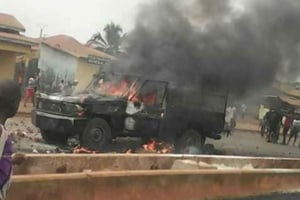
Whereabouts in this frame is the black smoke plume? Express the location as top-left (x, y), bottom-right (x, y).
top-left (112, 0), bottom-right (300, 95)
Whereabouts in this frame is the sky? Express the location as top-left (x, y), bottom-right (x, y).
top-left (0, 0), bottom-right (146, 43)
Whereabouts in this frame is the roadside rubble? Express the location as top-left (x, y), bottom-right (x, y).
top-left (7, 116), bottom-right (220, 155)
top-left (7, 117), bottom-right (64, 154)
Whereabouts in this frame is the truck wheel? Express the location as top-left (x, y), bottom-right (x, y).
top-left (176, 129), bottom-right (203, 154)
top-left (81, 118), bottom-right (112, 151)
top-left (41, 130), bottom-right (68, 144)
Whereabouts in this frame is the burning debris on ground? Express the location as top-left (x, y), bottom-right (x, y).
top-left (73, 145), bottom-right (97, 154)
top-left (142, 139), bottom-right (175, 154)
top-left (124, 138), bottom-right (175, 154)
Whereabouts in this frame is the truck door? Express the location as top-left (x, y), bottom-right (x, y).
top-left (124, 80), bottom-right (168, 137)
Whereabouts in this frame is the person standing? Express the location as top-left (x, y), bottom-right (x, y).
top-left (288, 120), bottom-right (299, 146)
top-left (59, 80), bottom-right (65, 94)
top-left (241, 103), bottom-right (247, 119)
top-left (231, 106), bottom-right (237, 130)
top-left (281, 112), bottom-right (293, 145)
top-left (0, 80), bottom-right (21, 199)
top-left (225, 106), bottom-right (233, 136)
top-left (267, 109), bottom-right (282, 143)
top-left (261, 109), bottom-right (272, 137)
top-left (23, 77), bottom-right (35, 107)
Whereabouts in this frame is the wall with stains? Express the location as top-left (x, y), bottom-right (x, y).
top-left (38, 44), bottom-right (77, 94)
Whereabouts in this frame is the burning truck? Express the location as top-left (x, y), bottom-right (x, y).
top-left (32, 71), bottom-right (228, 153)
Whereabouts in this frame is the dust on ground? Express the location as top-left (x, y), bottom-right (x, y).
top-left (6, 116), bottom-right (300, 157)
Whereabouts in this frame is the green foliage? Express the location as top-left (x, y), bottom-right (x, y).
top-left (88, 22), bottom-right (127, 56)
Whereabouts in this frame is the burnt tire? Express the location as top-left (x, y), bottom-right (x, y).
top-left (81, 118), bottom-right (112, 151)
top-left (41, 130), bottom-right (68, 144)
top-left (176, 129), bottom-right (204, 154)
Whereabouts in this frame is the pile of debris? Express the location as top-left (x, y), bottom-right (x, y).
top-left (125, 139), bottom-right (175, 154)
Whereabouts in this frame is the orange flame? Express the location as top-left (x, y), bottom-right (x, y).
top-left (73, 146), bottom-right (97, 154)
top-left (142, 139), bottom-right (174, 154)
top-left (125, 149), bottom-right (133, 154)
top-left (98, 79), bottom-right (156, 105)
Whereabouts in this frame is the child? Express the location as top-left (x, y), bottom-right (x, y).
top-left (0, 80), bottom-right (21, 199)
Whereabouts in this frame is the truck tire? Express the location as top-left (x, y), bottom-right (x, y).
top-left (176, 129), bottom-right (204, 154)
top-left (41, 130), bottom-right (68, 144)
top-left (81, 118), bottom-right (112, 151)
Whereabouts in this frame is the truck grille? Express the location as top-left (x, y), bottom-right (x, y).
top-left (39, 101), bottom-right (62, 113)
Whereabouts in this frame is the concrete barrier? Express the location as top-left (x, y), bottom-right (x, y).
top-left (13, 154), bottom-right (300, 175)
top-left (9, 169), bottom-right (300, 200)
top-left (9, 154), bottom-right (300, 200)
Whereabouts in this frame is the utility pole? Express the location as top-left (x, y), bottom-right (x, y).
top-left (39, 28), bottom-right (43, 38)
top-left (37, 24), bottom-right (47, 39)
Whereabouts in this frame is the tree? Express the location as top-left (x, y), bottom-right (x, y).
top-left (87, 22), bottom-right (126, 56)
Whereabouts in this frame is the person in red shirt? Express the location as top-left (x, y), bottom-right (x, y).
top-left (282, 112), bottom-right (293, 145)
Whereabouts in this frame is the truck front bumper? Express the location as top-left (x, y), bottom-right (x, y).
top-left (32, 110), bottom-right (88, 134)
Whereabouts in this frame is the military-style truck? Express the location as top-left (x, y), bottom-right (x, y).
top-left (32, 71), bottom-right (228, 153)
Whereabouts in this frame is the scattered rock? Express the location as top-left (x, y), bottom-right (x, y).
top-left (26, 127), bottom-right (34, 133)
top-left (33, 137), bottom-right (42, 143)
top-left (67, 137), bottom-right (79, 147)
top-left (16, 130), bottom-right (26, 138)
top-left (55, 148), bottom-right (62, 153)
top-left (32, 149), bottom-right (38, 153)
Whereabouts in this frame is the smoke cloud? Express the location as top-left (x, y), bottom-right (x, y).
top-left (112, 0), bottom-right (300, 95)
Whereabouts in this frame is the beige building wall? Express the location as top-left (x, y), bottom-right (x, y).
top-left (0, 50), bottom-right (17, 79)
top-left (75, 58), bottom-right (100, 92)
top-left (0, 40), bottom-right (33, 80)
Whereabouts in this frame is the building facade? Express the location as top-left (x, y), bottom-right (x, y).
top-left (37, 35), bottom-right (115, 94)
top-left (0, 13), bottom-right (37, 82)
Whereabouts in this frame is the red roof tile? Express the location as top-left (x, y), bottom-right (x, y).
top-left (0, 13), bottom-right (25, 32)
top-left (41, 35), bottom-right (115, 60)
top-left (0, 32), bottom-right (38, 45)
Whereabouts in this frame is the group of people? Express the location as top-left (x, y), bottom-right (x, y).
top-left (58, 79), bottom-right (78, 95)
top-left (261, 109), bottom-right (299, 146)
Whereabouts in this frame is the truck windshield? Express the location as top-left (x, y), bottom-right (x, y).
top-left (89, 73), bottom-right (139, 98)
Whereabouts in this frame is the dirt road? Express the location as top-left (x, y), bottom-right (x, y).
top-left (7, 116), bottom-right (300, 157)
top-left (208, 130), bottom-right (300, 158)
